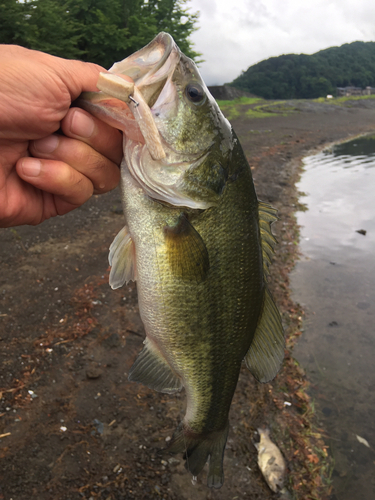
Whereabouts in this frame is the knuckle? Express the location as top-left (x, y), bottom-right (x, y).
top-left (64, 166), bottom-right (92, 202)
top-left (75, 172), bottom-right (93, 196)
top-left (75, 148), bottom-right (104, 177)
top-left (87, 152), bottom-right (106, 175)
top-left (87, 155), bottom-right (120, 192)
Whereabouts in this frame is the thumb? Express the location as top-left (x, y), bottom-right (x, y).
top-left (53, 58), bottom-right (108, 100)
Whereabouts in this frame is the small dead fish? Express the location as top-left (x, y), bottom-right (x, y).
top-left (255, 428), bottom-right (286, 492)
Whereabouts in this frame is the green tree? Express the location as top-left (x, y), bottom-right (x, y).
top-left (25, 0), bottom-right (82, 59)
top-left (64, 0), bottom-right (134, 67)
top-left (230, 41), bottom-right (375, 99)
top-left (143, 0), bottom-right (200, 59)
top-left (0, 0), bottom-right (200, 68)
top-left (0, 0), bottom-right (29, 45)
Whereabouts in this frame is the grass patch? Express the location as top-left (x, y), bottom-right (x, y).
top-left (218, 104), bottom-right (240, 121)
top-left (217, 96), bottom-right (262, 107)
top-left (217, 96), bottom-right (263, 120)
top-left (335, 94), bottom-right (375, 102)
top-left (246, 107), bottom-right (274, 118)
top-left (217, 96), bottom-right (289, 120)
top-left (219, 94), bottom-right (375, 120)
top-left (217, 95), bottom-right (301, 120)
top-left (313, 97), bottom-right (330, 103)
top-left (314, 94), bottom-right (375, 106)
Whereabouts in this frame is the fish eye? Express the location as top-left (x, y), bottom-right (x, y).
top-left (185, 83), bottom-right (205, 104)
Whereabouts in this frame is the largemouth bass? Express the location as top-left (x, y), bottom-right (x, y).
top-left (80, 32), bottom-right (284, 488)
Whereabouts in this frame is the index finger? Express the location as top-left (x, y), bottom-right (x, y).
top-left (61, 107), bottom-right (123, 166)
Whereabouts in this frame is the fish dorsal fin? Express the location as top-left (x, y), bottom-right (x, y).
top-left (164, 213), bottom-right (209, 282)
top-left (128, 339), bottom-right (183, 394)
top-left (258, 201), bottom-right (278, 276)
top-left (108, 225), bottom-right (136, 289)
top-left (245, 286), bottom-right (284, 383)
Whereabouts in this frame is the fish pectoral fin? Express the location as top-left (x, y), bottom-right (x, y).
top-left (108, 225), bottom-right (136, 289)
top-left (164, 213), bottom-right (209, 282)
top-left (168, 421), bottom-right (229, 489)
top-left (258, 201), bottom-right (278, 277)
top-left (128, 339), bottom-right (182, 394)
top-left (245, 286), bottom-right (285, 383)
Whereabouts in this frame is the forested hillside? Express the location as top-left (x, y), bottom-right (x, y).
top-left (231, 41), bottom-right (375, 99)
top-left (0, 0), bottom-right (200, 68)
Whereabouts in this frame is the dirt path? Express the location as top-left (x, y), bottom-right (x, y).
top-left (1, 98), bottom-right (374, 500)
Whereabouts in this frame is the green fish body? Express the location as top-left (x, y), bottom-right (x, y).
top-left (81, 32), bottom-right (284, 488)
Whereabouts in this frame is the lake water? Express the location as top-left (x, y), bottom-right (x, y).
top-left (290, 135), bottom-right (375, 500)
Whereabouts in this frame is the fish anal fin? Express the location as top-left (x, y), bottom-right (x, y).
top-left (128, 339), bottom-right (182, 394)
top-left (258, 201), bottom-right (278, 276)
top-left (168, 421), bottom-right (229, 488)
top-left (245, 287), bottom-right (284, 383)
top-left (108, 225), bottom-right (136, 289)
top-left (164, 213), bottom-right (209, 282)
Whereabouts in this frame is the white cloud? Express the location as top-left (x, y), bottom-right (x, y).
top-left (188, 0), bottom-right (375, 85)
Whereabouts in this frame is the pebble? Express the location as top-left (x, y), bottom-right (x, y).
top-left (86, 367), bottom-right (102, 379)
top-left (167, 457), bottom-right (180, 466)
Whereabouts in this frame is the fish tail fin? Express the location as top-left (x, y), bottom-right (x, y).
top-left (168, 421), bottom-right (229, 488)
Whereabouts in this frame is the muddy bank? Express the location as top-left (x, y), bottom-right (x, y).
top-left (1, 98), bottom-right (375, 500)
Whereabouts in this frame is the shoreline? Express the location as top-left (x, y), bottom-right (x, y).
top-left (231, 97), bottom-right (375, 499)
top-left (0, 97), bottom-right (374, 499)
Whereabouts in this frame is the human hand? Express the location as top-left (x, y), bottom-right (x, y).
top-left (0, 45), bottom-right (123, 227)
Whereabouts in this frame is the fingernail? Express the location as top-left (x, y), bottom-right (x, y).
top-left (71, 109), bottom-right (95, 138)
top-left (21, 158), bottom-right (41, 177)
top-left (33, 135), bottom-right (59, 153)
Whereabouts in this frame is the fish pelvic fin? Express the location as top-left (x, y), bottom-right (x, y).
top-left (108, 225), bottom-right (136, 289)
top-left (245, 286), bottom-right (285, 383)
top-left (168, 421), bottom-right (229, 489)
top-left (128, 338), bottom-right (182, 394)
top-left (258, 201), bottom-right (278, 277)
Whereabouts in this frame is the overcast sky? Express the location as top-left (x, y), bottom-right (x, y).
top-left (188, 0), bottom-right (375, 85)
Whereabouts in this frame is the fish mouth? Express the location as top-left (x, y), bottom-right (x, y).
top-left (78, 33), bottom-right (180, 147)
top-left (111, 32), bottom-right (176, 83)
top-left (110, 32), bottom-right (178, 106)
